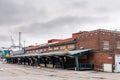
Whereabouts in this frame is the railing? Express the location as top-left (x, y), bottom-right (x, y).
top-left (79, 63), bottom-right (94, 70)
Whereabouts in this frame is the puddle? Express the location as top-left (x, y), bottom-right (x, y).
top-left (92, 77), bottom-right (106, 79)
top-left (48, 74), bottom-right (57, 77)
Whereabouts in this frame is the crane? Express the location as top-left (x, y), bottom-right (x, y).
top-left (10, 36), bottom-right (20, 49)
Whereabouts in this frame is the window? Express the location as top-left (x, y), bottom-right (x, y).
top-left (30, 51), bottom-right (32, 53)
top-left (60, 45), bottom-right (66, 50)
top-left (68, 44), bottom-right (75, 50)
top-left (43, 48), bottom-right (47, 51)
top-left (33, 50), bottom-right (35, 53)
top-left (36, 50), bottom-right (38, 53)
top-left (39, 49), bottom-right (43, 52)
top-left (103, 41), bottom-right (109, 50)
top-left (26, 51), bottom-right (29, 54)
top-left (117, 41), bottom-right (120, 49)
top-left (54, 47), bottom-right (59, 50)
top-left (48, 47), bottom-right (52, 51)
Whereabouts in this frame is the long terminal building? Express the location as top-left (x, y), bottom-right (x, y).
top-left (6, 29), bottom-right (120, 72)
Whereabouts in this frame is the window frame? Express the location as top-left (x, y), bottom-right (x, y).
top-left (103, 41), bottom-right (109, 50)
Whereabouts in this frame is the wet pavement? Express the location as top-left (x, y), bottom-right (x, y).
top-left (0, 61), bottom-right (120, 80)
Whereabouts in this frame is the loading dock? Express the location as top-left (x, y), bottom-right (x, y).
top-left (6, 49), bottom-right (94, 71)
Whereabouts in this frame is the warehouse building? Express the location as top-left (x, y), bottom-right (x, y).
top-left (6, 29), bottom-right (120, 72)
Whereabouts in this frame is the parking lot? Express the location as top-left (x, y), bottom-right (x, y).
top-left (0, 61), bottom-right (120, 80)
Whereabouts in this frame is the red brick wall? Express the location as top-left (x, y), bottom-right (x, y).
top-left (88, 52), bottom-right (113, 70)
top-left (76, 31), bottom-right (100, 50)
top-left (75, 29), bottom-right (120, 70)
top-left (76, 29), bottom-right (120, 53)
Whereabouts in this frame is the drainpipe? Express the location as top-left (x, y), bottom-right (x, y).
top-left (112, 32), bottom-right (116, 72)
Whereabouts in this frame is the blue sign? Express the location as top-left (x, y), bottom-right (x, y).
top-left (0, 50), bottom-right (11, 57)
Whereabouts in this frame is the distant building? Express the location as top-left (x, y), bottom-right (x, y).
top-left (13, 48), bottom-right (25, 55)
top-left (25, 35), bottom-right (76, 54)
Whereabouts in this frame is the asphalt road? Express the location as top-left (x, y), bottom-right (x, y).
top-left (0, 61), bottom-right (120, 80)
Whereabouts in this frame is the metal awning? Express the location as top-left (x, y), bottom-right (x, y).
top-left (9, 53), bottom-right (41, 58)
top-left (7, 49), bottom-right (92, 58)
top-left (68, 49), bottom-right (92, 56)
top-left (40, 51), bottom-right (68, 56)
top-left (8, 51), bottom-right (68, 58)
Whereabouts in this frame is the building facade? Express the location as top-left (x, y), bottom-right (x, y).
top-left (76, 29), bottom-right (120, 72)
top-left (25, 35), bottom-right (77, 54)
top-left (7, 29), bottom-right (120, 72)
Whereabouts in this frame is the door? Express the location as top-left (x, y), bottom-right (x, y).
top-left (103, 64), bottom-right (112, 72)
top-left (115, 55), bottom-right (120, 72)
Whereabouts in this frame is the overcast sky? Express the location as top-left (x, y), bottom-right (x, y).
top-left (0, 0), bottom-right (120, 48)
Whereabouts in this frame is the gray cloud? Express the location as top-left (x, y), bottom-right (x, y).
top-left (14, 16), bottom-right (110, 37)
top-left (0, 0), bottom-right (119, 47)
top-left (0, 35), bottom-right (9, 41)
top-left (0, 0), bottom-right (46, 26)
top-left (88, 0), bottom-right (120, 13)
top-left (60, 0), bottom-right (88, 9)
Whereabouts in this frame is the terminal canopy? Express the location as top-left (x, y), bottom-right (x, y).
top-left (8, 49), bottom-right (92, 58)
top-left (68, 49), bottom-right (92, 56)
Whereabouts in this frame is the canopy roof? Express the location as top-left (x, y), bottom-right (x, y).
top-left (68, 49), bottom-right (92, 56)
top-left (8, 49), bottom-right (92, 58)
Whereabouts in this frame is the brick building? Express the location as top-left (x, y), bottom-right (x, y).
top-left (26, 29), bottom-right (120, 72)
top-left (76, 29), bottom-right (120, 72)
top-left (25, 35), bottom-right (76, 54)
top-left (7, 29), bottom-right (120, 72)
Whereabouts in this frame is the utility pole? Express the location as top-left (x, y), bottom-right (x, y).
top-left (19, 32), bottom-right (21, 52)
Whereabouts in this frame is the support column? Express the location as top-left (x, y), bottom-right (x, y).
top-left (52, 57), bottom-right (55, 68)
top-left (37, 55), bottom-right (40, 66)
top-left (11, 58), bottom-right (14, 64)
top-left (44, 57), bottom-right (47, 67)
top-left (28, 57), bottom-right (31, 66)
top-left (30, 57), bottom-right (34, 66)
top-left (61, 56), bottom-right (65, 69)
top-left (74, 55), bottom-right (79, 71)
top-left (17, 58), bottom-right (20, 64)
top-left (23, 58), bottom-right (26, 65)
top-left (6, 58), bottom-right (9, 63)
top-left (15, 58), bottom-right (17, 63)
top-left (20, 58), bottom-right (22, 64)
top-left (21, 58), bottom-right (23, 64)
top-left (33, 57), bottom-right (36, 66)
